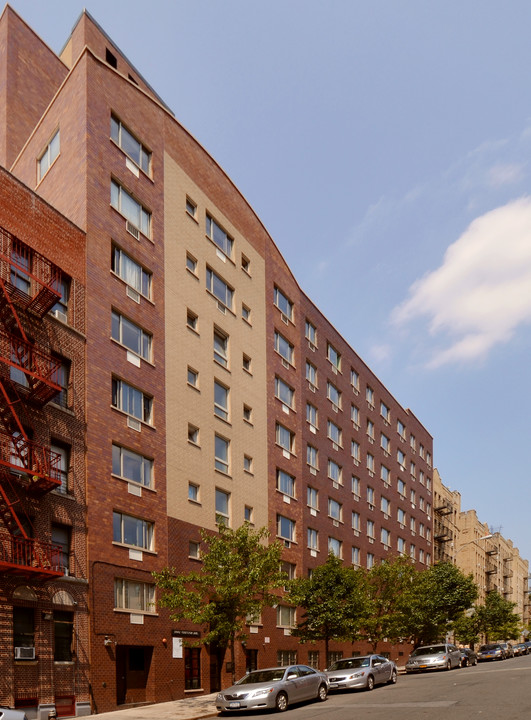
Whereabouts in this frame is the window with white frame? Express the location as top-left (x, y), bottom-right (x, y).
top-left (38, 129), bottom-right (60, 180)
top-left (327, 343), bottom-right (341, 371)
top-left (214, 435), bottom-right (230, 474)
top-left (397, 537), bottom-right (406, 554)
top-left (410, 516), bottom-right (416, 533)
top-left (352, 511), bottom-right (360, 531)
top-left (419, 548), bottom-right (425, 564)
top-left (410, 489), bottom-right (416, 506)
top-left (307, 527), bottom-right (318, 551)
top-left (380, 401), bottom-right (390, 422)
top-left (327, 381), bottom-right (341, 408)
top-left (397, 420), bottom-right (406, 440)
top-left (187, 366), bottom-right (199, 388)
top-left (111, 310), bottom-right (152, 360)
top-left (397, 508), bottom-right (406, 526)
top-left (276, 423), bottom-right (295, 454)
top-left (381, 433), bottom-right (390, 453)
top-left (113, 512), bottom-right (154, 550)
top-left (213, 328), bottom-right (228, 367)
top-left (419, 496), bottom-right (425, 511)
top-left (186, 253), bottom-right (198, 275)
top-left (351, 404), bottom-right (360, 427)
top-left (277, 605), bottom-right (296, 628)
top-left (189, 540), bottom-right (200, 559)
top-left (275, 331), bottom-right (294, 364)
top-left (367, 486), bottom-right (375, 507)
top-left (307, 444), bottom-right (318, 470)
top-left (410, 461), bottom-right (416, 477)
top-left (351, 440), bottom-right (360, 462)
top-left (366, 386), bottom-right (375, 406)
top-left (381, 465), bottom-right (390, 484)
top-left (307, 486), bottom-right (318, 511)
top-left (367, 519), bottom-right (375, 539)
top-left (206, 214), bottom-right (233, 258)
top-left (306, 361), bottom-right (317, 387)
top-left (112, 245), bottom-right (152, 298)
top-left (277, 469), bottom-right (295, 498)
top-left (214, 381), bottom-right (229, 421)
top-left (366, 453), bottom-right (375, 472)
top-left (427, 452), bottom-right (432, 467)
top-left (328, 498), bottom-right (342, 522)
top-left (327, 420), bottom-right (342, 447)
top-left (419, 444), bottom-right (425, 459)
top-left (215, 488), bottom-right (230, 525)
top-left (112, 378), bottom-right (152, 424)
top-left (381, 496), bottom-right (391, 515)
top-left (114, 578), bottom-right (155, 613)
top-left (187, 309), bottom-right (198, 332)
top-left (305, 320), bottom-right (317, 346)
top-left (111, 179), bottom-right (151, 236)
top-left (410, 434), bottom-right (416, 451)
top-left (419, 470), bottom-right (425, 486)
top-left (328, 459), bottom-right (342, 484)
top-left (51, 276), bottom-right (70, 322)
top-left (410, 544), bottom-right (416, 560)
top-left (206, 267), bottom-right (233, 310)
top-left (350, 369), bottom-right (359, 391)
top-left (397, 449), bottom-right (406, 470)
top-left (351, 475), bottom-right (360, 498)
top-left (112, 444), bottom-right (153, 488)
top-left (306, 402), bottom-right (318, 430)
top-left (274, 287), bottom-right (293, 321)
top-left (188, 483), bottom-right (199, 502)
top-left (111, 115), bottom-right (151, 173)
top-left (244, 455), bottom-right (253, 473)
top-left (186, 197), bottom-right (197, 219)
top-left (367, 553), bottom-right (375, 569)
top-left (367, 419), bottom-right (374, 440)
top-left (381, 528), bottom-right (390, 547)
top-left (244, 505), bottom-right (253, 524)
top-left (277, 514), bottom-right (295, 543)
top-left (419, 522), bottom-right (425, 537)
top-left (188, 424), bottom-right (199, 445)
top-left (51, 442), bottom-right (70, 494)
top-left (398, 479), bottom-right (406, 497)
top-left (352, 546), bottom-right (360, 567)
top-left (328, 536), bottom-right (342, 557)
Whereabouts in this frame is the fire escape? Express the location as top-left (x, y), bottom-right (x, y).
top-left (433, 500), bottom-right (454, 564)
top-left (0, 226), bottom-right (64, 579)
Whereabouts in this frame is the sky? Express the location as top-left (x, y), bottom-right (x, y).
top-left (6, 1), bottom-right (531, 565)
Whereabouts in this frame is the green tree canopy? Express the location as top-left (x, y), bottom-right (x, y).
top-left (153, 524), bottom-right (286, 683)
top-left (475, 590), bottom-right (521, 642)
top-left (286, 553), bottom-right (369, 664)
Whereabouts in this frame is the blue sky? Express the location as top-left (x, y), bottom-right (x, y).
top-left (7, 1), bottom-right (531, 564)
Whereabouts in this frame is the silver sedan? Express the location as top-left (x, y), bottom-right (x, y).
top-left (325, 655), bottom-right (398, 691)
top-left (216, 665), bottom-right (328, 713)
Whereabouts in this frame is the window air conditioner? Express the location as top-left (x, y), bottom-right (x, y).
top-left (15, 646), bottom-right (35, 660)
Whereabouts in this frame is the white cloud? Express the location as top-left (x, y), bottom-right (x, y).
top-left (391, 197), bottom-right (531, 367)
top-left (487, 163), bottom-right (526, 188)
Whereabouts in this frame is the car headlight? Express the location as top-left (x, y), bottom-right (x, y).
top-left (216, 694), bottom-right (223, 701)
top-left (249, 687), bottom-right (274, 698)
top-left (348, 672), bottom-right (365, 679)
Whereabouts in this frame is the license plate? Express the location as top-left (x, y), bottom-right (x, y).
top-left (228, 702), bottom-right (241, 709)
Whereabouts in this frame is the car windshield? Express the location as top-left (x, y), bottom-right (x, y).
top-left (236, 669), bottom-right (286, 685)
top-left (480, 644), bottom-right (500, 651)
top-left (328, 657), bottom-right (369, 670)
top-left (411, 646), bottom-right (446, 656)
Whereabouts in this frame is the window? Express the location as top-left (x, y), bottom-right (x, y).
top-left (306, 402), bottom-right (317, 429)
top-left (397, 449), bottom-right (406, 469)
top-left (51, 443), bottom-right (70, 494)
top-left (206, 267), bottom-right (233, 309)
top-left (215, 488), bottom-right (230, 525)
top-left (398, 479), bottom-right (406, 497)
top-left (419, 470), bottom-right (425, 486)
top-left (367, 520), bottom-right (375, 539)
top-left (381, 465), bottom-right (390, 484)
top-left (277, 514), bottom-right (295, 543)
top-left (352, 511), bottom-right (360, 531)
top-left (51, 277), bottom-right (70, 322)
top-left (241, 254), bottom-right (250, 273)
top-left (308, 651), bottom-right (320, 669)
top-left (327, 381), bottom-right (341, 409)
top-left (410, 489), bottom-right (416, 506)
top-left (206, 214), bottom-right (233, 258)
top-left (277, 606), bottom-right (296, 628)
top-left (397, 508), bottom-right (406, 526)
top-left (352, 547), bottom-right (360, 567)
top-left (274, 287), bottom-right (293, 321)
top-left (276, 423), bottom-right (294, 454)
top-left (427, 452), bottom-right (432, 467)
top-left (38, 129), bottom-right (60, 180)
top-left (381, 496), bottom-right (391, 515)
top-left (305, 320), bottom-right (317, 347)
top-left (419, 496), bottom-right (425, 511)
top-left (410, 434), bottom-right (416, 451)
top-left (351, 369), bottom-right (360, 391)
top-left (328, 498), bottom-right (342, 522)
top-left (186, 197), bottom-right (197, 219)
top-left (114, 578), bottom-right (155, 613)
top-left (112, 245), bottom-right (151, 298)
top-left (366, 453), bottom-right (375, 472)
top-left (327, 343), bottom-right (341, 371)
top-left (111, 179), bottom-right (151, 236)
top-left (51, 524), bottom-right (70, 573)
top-left (410, 461), bottom-right (416, 477)
top-left (351, 404), bottom-right (360, 427)
top-left (185, 647), bottom-right (201, 690)
top-left (410, 544), bottom-right (416, 560)
top-left (397, 537), bottom-right (406, 554)
top-left (113, 512), bottom-right (153, 551)
top-left (54, 611), bottom-right (73, 662)
top-left (112, 311), bottom-right (152, 361)
top-left (419, 548), bottom-right (425, 564)
top-left (328, 537), bottom-right (342, 557)
top-left (112, 444), bottom-right (153, 488)
top-left (307, 527), bottom-right (318, 551)
top-left (275, 377), bottom-right (294, 408)
top-left (351, 440), bottom-right (360, 462)
top-left (419, 522), bottom-right (425, 537)
top-left (112, 378), bottom-right (152, 424)
top-left (278, 649), bottom-right (297, 666)
top-left (244, 505), bottom-right (253, 523)
top-left (305, 361), bottom-right (317, 387)
top-left (351, 475), bottom-right (360, 498)
top-left (307, 444), bottom-right (318, 470)
top-left (214, 381), bottom-right (229, 421)
top-left (307, 486), bottom-right (318, 511)
top-left (244, 455), bottom-right (253, 473)
top-left (367, 420), bottom-right (374, 441)
top-left (214, 435), bottom-right (230, 474)
top-left (381, 528), bottom-right (391, 547)
top-left (367, 486), bottom-right (375, 507)
top-left (187, 366), bottom-right (199, 388)
top-left (410, 516), bottom-right (416, 532)
top-left (13, 607), bottom-right (34, 653)
top-left (366, 386), bottom-right (374, 407)
top-left (380, 402), bottom-right (390, 422)
top-left (327, 420), bottom-right (342, 447)
top-left (242, 354), bottom-right (252, 373)
top-left (111, 115), bottom-right (151, 173)
top-left (242, 303), bottom-right (251, 322)
top-left (243, 404), bottom-right (252, 423)
top-left (277, 469), bottom-right (295, 497)
top-left (10, 243), bottom-right (31, 294)
top-left (367, 553), bottom-right (375, 569)
top-left (213, 328), bottom-right (228, 367)
top-left (188, 483), bottom-right (199, 502)
top-left (186, 253), bottom-right (198, 274)
top-left (274, 331), bottom-right (294, 364)
top-left (51, 356), bottom-right (70, 408)
top-left (397, 420), bottom-right (406, 440)
top-left (328, 459), bottom-right (342, 485)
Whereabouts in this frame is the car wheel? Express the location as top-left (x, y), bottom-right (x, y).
top-left (366, 675), bottom-right (375, 691)
top-left (275, 692), bottom-right (288, 712)
top-left (461, 658), bottom-right (467, 668)
top-left (388, 669), bottom-right (397, 684)
top-left (316, 683), bottom-right (327, 702)
top-left (472, 658), bottom-right (477, 666)
top-left (446, 660), bottom-right (452, 671)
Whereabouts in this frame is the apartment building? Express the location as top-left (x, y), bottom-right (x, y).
top-left (0, 5), bottom-right (435, 713)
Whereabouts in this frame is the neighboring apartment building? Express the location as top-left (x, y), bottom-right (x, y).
top-left (432, 468), bottom-right (461, 565)
top-left (0, 5), bottom-right (435, 714)
top-left (0, 168), bottom-right (88, 718)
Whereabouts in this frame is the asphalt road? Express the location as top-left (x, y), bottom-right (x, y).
top-left (219, 654), bottom-right (531, 720)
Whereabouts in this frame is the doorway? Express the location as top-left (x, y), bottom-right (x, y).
top-left (116, 645), bottom-right (153, 705)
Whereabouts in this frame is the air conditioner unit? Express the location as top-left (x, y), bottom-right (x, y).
top-left (126, 220), bottom-right (140, 239)
top-left (15, 646), bottom-right (35, 660)
top-left (52, 309), bottom-right (68, 323)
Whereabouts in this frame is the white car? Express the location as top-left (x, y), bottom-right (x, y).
top-left (325, 655), bottom-right (398, 691)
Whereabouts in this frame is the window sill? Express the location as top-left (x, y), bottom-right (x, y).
top-left (188, 498), bottom-right (202, 506)
top-left (111, 406), bottom-right (155, 431)
top-left (113, 608), bottom-right (158, 617)
top-left (206, 289), bottom-right (235, 316)
top-left (112, 542), bottom-right (157, 556)
top-left (186, 267), bottom-right (199, 280)
top-left (112, 474), bottom-right (156, 493)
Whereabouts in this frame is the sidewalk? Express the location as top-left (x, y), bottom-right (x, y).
top-left (92, 694), bottom-right (219, 720)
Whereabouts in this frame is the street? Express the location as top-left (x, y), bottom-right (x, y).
top-left (217, 655), bottom-right (531, 720)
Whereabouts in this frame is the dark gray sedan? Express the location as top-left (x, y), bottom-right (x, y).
top-left (216, 665), bottom-right (328, 713)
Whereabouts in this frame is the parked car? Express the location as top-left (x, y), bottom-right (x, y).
top-left (216, 665), bottom-right (328, 714)
top-left (405, 643), bottom-right (462, 672)
top-left (0, 709), bottom-right (29, 720)
top-left (513, 643), bottom-right (528, 656)
top-left (477, 643), bottom-right (506, 661)
top-left (499, 642), bottom-right (514, 658)
top-left (460, 648), bottom-right (477, 667)
top-left (324, 654), bottom-right (398, 691)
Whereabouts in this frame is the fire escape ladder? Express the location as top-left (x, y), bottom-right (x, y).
top-left (0, 278), bottom-right (29, 341)
top-left (0, 476), bottom-right (30, 537)
top-left (0, 377), bottom-right (27, 439)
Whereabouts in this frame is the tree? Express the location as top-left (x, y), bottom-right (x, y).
top-left (405, 562), bottom-right (478, 644)
top-left (153, 524), bottom-right (286, 684)
top-left (286, 553), bottom-right (369, 665)
top-left (475, 591), bottom-right (520, 643)
top-left (452, 612), bottom-right (481, 647)
top-left (362, 555), bottom-right (418, 651)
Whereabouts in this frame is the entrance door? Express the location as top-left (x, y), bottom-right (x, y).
top-left (116, 645), bottom-right (153, 705)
